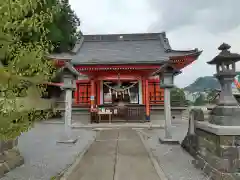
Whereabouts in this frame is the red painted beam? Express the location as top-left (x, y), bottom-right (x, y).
top-left (75, 64), bottom-right (161, 70)
top-left (96, 75), bottom-right (141, 81)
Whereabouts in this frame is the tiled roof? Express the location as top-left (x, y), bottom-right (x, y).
top-left (49, 32), bottom-right (201, 65)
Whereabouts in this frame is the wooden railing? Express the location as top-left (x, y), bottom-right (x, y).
top-left (92, 104), bottom-right (145, 123)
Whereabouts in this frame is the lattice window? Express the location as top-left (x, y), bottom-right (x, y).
top-left (78, 83), bottom-right (91, 105)
top-left (148, 82), bottom-right (164, 105)
top-left (76, 82), bottom-right (98, 105)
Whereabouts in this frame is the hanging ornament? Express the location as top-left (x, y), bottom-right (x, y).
top-left (103, 81), bottom-right (138, 93)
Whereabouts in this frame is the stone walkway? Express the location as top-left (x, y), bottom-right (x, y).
top-left (0, 123), bottom-right (96, 180)
top-left (65, 129), bottom-right (161, 180)
top-left (143, 120), bottom-right (209, 180)
top-left (0, 119), bottom-right (212, 180)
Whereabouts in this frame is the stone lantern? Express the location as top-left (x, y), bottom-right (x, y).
top-left (58, 62), bottom-right (80, 143)
top-left (186, 44), bottom-right (240, 180)
top-left (207, 43), bottom-right (240, 126)
top-left (155, 64), bottom-right (181, 144)
top-left (159, 66), bottom-right (177, 88)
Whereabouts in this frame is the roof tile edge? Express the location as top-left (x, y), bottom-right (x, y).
top-left (159, 32), bottom-right (171, 52)
top-left (70, 32), bottom-right (168, 54)
top-left (52, 31), bottom-right (202, 60)
top-left (71, 36), bottom-right (84, 54)
top-left (82, 32), bottom-right (165, 42)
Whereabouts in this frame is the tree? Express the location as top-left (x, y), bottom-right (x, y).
top-left (170, 87), bottom-right (188, 106)
top-left (0, 0), bottom-right (56, 140)
top-left (193, 93), bottom-right (206, 106)
top-left (206, 89), bottom-right (219, 104)
top-left (47, 0), bottom-right (81, 52)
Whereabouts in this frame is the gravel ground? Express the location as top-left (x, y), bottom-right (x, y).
top-left (144, 119), bottom-right (209, 180)
top-left (1, 122), bottom-right (96, 180)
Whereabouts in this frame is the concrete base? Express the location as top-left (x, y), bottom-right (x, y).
top-left (57, 134), bottom-right (78, 144)
top-left (158, 136), bottom-right (180, 145)
top-left (196, 121), bottom-right (240, 135)
top-left (193, 121), bottom-right (240, 180)
top-left (145, 115), bottom-right (150, 121)
top-left (181, 134), bottom-right (198, 157)
top-left (57, 138), bottom-right (78, 144)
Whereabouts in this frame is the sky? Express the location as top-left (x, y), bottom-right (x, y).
top-left (69, 0), bottom-right (240, 87)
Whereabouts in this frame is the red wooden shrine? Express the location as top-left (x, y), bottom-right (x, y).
top-left (50, 32), bottom-right (202, 120)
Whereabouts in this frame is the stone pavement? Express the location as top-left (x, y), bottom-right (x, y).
top-left (0, 123), bottom-right (96, 180)
top-left (65, 129), bottom-right (161, 180)
top-left (143, 119), bottom-right (209, 180)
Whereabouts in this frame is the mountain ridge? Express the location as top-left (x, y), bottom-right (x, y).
top-left (184, 76), bottom-right (220, 93)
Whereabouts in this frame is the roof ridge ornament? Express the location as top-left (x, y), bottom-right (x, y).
top-left (159, 32), bottom-right (172, 52)
top-left (218, 43), bottom-right (231, 51)
top-left (71, 36), bottom-right (84, 54)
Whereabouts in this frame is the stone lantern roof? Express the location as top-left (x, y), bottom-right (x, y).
top-left (59, 61), bottom-right (81, 78)
top-left (207, 43), bottom-right (240, 65)
top-left (152, 63), bottom-right (182, 76)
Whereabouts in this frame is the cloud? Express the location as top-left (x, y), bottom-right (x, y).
top-left (147, 0), bottom-right (240, 87)
top-left (69, 0), bottom-right (156, 34)
top-left (148, 0), bottom-right (240, 34)
top-left (69, 0), bottom-right (240, 87)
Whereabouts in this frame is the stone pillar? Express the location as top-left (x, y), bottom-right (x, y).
top-left (157, 65), bottom-right (181, 145)
top-left (65, 89), bottom-right (73, 130)
top-left (57, 71), bottom-right (77, 144)
top-left (163, 88), bottom-right (172, 139)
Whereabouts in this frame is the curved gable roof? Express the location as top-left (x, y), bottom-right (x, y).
top-left (49, 32), bottom-right (201, 65)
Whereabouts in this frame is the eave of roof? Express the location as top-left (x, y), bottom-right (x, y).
top-left (170, 50), bottom-right (202, 58)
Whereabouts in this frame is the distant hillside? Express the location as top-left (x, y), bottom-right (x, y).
top-left (184, 76), bottom-right (220, 93)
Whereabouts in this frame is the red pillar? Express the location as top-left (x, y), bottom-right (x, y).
top-left (78, 82), bottom-right (81, 104)
top-left (74, 82), bottom-right (79, 104)
top-left (145, 79), bottom-right (150, 121)
top-left (90, 79), bottom-right (95, 108)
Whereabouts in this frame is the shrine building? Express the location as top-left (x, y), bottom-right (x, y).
top-left (49, 32), bottom-right (202, 123)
